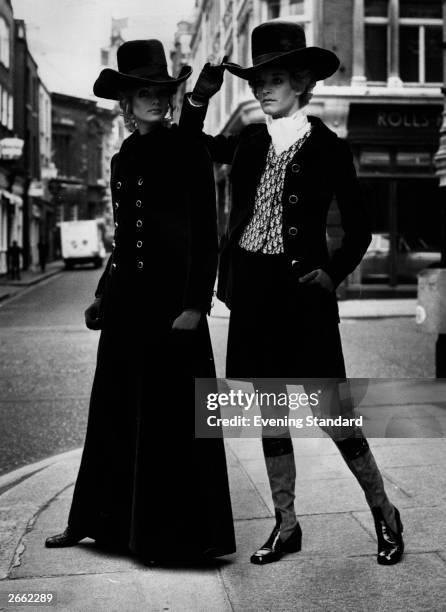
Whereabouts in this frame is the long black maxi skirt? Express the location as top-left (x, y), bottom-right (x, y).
top-left (67, 270), bottom-right (236, 561)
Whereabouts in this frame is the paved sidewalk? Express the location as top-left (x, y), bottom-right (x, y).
top-left (0, 261), bottom-right (64, 302)
top-left (0, 383), bottom-right (445, 611)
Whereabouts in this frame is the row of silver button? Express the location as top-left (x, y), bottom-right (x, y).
top-left (115, 200), bottom-right (141, 210)
top-left (111, 261), bottom-right (144, 270)
top-left (116, 177), bottom-right (144, 190)
top-left (112, 239), bottom-right (143, 248)
top-left (287, 185), bottom-right (299, 236)
top-left (112, 175), bottom-right (144, 271)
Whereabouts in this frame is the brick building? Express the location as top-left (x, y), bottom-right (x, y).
top-left (0, 0), bottom-right (17, 273)
top-left (13, 19), bottom-right (54, 269)
top-left (175, 0), bottom-right (443, 293)
top-left (51, 93), bottom-right (117, 237)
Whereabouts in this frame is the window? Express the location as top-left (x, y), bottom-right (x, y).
top-left (287, 0), bottom-right (313, 45)
top-left (0, 18), bottom-right (10, 68)
top-left (399, 0), bottom-right (441, 19)
top-left (2, 90), bottom-right (7, 126)
top-left (364, 0), bottom-right (442, 84)
top-left (360, 148), bottom-right (391, 166)
top-left (399, 0), bottom-right (442, 83)
top-left (289, 0), bottom-right (305, 16)
top-left (100, 49), bottom-right (109, 66)
top-left (365, 0), bottom-right (389, 82)
top-left (365, 24), bottom-right (388, 81)
top-left (266, 0), bottom-right (280, 19)
top-left (7, 93), bottom-right (13, 130)
top-left (365, 0), bottom-right (388, 17)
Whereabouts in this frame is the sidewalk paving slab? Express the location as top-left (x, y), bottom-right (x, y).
top-left (0, 422), bottom-right (445, 610)
top-left (210, 297), bottom-right (418, 320)
top-left (0, 569), bottom-right (233, 612)
top-left (217, 553), bottom-right (446, 612)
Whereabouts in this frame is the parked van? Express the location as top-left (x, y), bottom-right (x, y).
top-left (60, 220), bottom-right (106, 269)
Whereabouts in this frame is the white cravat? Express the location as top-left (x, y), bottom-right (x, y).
top-left (266, 108), bottom-right (311, 155)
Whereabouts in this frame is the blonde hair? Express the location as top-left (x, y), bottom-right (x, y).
top-left (249, 66), bottom-right (316, 109)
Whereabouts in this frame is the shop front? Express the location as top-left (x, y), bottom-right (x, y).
top-left (346, 103), bottom-right (443, 292)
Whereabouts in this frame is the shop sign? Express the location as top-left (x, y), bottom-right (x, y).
top-left (348, 104), bottom-right (443, 141)
top-left (0, 138), bottom-right (24, 160)
top-left (376, 111), bottom-right (441, 130)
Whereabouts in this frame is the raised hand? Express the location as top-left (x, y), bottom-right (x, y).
top-left (191, 56), bottom-right (228, 105)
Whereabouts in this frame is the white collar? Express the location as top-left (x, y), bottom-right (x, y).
top-left (266, 108), bottom-right (311, 155)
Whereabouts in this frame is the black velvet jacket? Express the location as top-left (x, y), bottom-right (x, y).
top-left (180, 98), bottom-right (372, 312)
top-left (95, 123), bottom-right (218, 316)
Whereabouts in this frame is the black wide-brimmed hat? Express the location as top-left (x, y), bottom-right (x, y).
top-left (93, 39), bottom-right (192, 100)
top-left (223, 21), bottom-right (339, 81)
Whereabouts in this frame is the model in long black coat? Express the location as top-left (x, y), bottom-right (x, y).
top-left (59, 123), bottom-right (236, 561)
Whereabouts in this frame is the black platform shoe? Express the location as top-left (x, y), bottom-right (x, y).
top-left (250, 512), bottom-right (302, 565)
top-left (372, 506), bottom-right (404, 565)
top-left (45, 526), bottom-right (85, 548)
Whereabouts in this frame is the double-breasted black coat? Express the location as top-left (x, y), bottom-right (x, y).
top-left (180, 99), bottom-right (372, 379)
top-left (67, 123), bottom-right (236, 561)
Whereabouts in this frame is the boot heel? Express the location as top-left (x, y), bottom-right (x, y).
top-left (372, 505), bottom-right (404, 566)
top-left (281, 524), bottom-right (302, 553)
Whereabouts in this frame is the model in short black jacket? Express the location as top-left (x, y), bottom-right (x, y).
top-left (180, 20), bottom-right (404, 568)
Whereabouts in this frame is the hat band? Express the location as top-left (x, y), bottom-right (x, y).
top-left (127, 65), bottom-right (169, 78)
top-left (252, 49), bottom-right (306, 66)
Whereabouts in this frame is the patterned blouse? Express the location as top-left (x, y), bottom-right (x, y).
top-left (239, 127), bottom-right (312, 254)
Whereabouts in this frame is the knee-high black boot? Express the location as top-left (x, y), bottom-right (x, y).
top-left (250, 437), bottom-right (302, 565)
top-left (335, 436), bottom-right (404, 565)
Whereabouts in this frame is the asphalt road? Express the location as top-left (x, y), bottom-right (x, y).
top-left (0, 268), bottom-right (103, 477)
top-left (0, 268), bottom-right (436, 477)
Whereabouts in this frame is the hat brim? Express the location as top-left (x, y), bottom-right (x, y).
top-left (93, 65), bottom-right (192, 100)
top-left (223, 47), bottom-right (339, 81)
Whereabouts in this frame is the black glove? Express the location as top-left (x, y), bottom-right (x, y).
top-left (191, 57), bottom-right (228, 105)
top-left (85, 297), bottom-right (102, 330)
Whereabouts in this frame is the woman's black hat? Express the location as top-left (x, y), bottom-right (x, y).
top-left (223, 21), bottom-right (339, 81)
top-left (94, 39), bottom-right (192, 100)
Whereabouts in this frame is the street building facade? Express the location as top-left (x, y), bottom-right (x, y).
top-left (0, 0), bottom-right (18, 274)
top-left (175, 0), bottom-right (443, 294)
top-left (51, 93), bottom-right (117, 253)
top-left (13, 19), bottom-right (54, 270)
top-left (37, 80), bottom-right (57, 263)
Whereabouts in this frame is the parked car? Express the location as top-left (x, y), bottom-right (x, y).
top-left (361, 233), bottom-right (440, 282)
